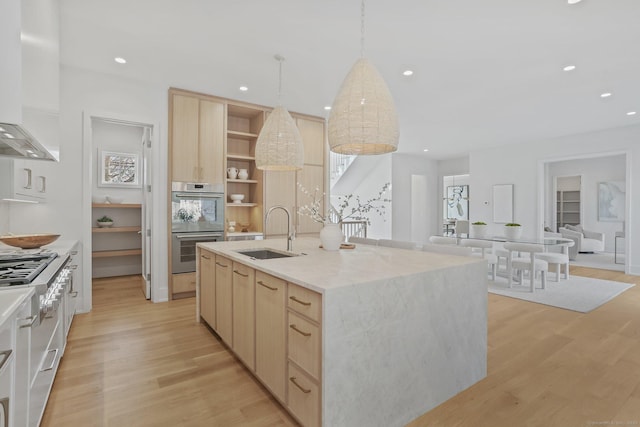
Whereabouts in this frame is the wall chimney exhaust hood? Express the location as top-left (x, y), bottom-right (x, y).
top-left (0, 0), bottom-right (59, 162)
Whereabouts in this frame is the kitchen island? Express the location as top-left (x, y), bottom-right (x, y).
top-left (196, 238), bottom-right (487, 427)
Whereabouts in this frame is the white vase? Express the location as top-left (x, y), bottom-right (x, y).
top-left (471, 224), bottom-right (488, 238)
top-left (320, 223), bottom-right (343, 251)
top-left (238, 169), bottom-right (249, 180)
top-left (504, 225), bottom-right (522, 240)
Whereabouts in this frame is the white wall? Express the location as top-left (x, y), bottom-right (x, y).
top-left (0, 204), bottom-right (8, 235)
top-left (392, 153), bottom-right (438, 243)
top-left (546, 155), bottom-right (625, 252)
top-left (60, 65), bottom-right (167, 310)
top-left (469, 124), bottom-right (639, 275)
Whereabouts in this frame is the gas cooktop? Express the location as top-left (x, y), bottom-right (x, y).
top-left (0, 251), bottom-right (58, 285)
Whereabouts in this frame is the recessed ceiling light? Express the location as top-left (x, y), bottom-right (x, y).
top-left (563, 65), bottom-right (576, 71)
top-left (114, 57), bottom-right (126, 64)
top-left (324, 106), bottom-right (332, 111)
top-left (239, 86), bottom-right (248, 92)
top-left (600, 92), bottom-right (612, 98)
top-left (627, 111), bottom-right (637, 116)
top-left (423, 148), bottom-right (429, 152)
top-left (403, 70), bottom-right (414, 76)
top-left (568, 0), bottom-right (582, 4)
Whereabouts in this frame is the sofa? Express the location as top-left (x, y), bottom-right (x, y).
top-left (559, 225), bottom-right (605, 259)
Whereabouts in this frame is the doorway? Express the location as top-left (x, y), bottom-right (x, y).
top-left (84, 113), bottom-right (155, 309)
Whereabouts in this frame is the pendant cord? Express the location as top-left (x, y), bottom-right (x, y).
top-left (360, 0), bottom-right (365, 58)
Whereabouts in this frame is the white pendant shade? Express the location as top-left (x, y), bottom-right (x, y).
top-left (328, 58), bottom-right (399, 155)
top-left (255, 105), bottom-right (304, 171)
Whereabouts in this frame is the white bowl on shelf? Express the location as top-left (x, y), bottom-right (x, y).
top-left (106, 196), bottom-right (124, 204)
top-left (97, 221), bottom-right (114, 228)
top-left (230, 194), bottom-right (245, 204)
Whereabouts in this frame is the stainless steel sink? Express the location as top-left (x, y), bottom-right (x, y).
top-left (235, 248), bottom-right (298, 260)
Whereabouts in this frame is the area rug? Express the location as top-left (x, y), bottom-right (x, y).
top-left (571, 252), bottom-right (625, 273)
top-left (488, 275), bottom-right (635, 313)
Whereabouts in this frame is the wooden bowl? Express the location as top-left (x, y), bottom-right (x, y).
top-left (0, 233), bottom-right (61, 249)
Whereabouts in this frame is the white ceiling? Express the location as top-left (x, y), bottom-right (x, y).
top-left (60, 0), bottom-right (640, 159)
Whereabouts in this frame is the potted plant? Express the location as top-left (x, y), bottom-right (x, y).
top-left (470, 221), bottom-right (488, 238)
top-left (97, 215), bottom-right (114, 228)
top-left (503, 222), bottom-right (522, 240)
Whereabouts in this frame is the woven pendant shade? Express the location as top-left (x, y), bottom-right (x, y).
top-left (255, 105), bottom-right (304, 171)
top-left (328, 58), bottom-right (399, 155)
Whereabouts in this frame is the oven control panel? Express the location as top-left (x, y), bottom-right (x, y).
top-left (40, 264), bottom-right (71, 315)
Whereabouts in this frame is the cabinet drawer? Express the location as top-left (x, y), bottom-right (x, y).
top-left (288, 312), bottom-right (320, 380)
top-left (287, 362), bottom-right (320, 427)
top-left (287, 283), bottom-right (321, 322)
top-left (173, 272), bottom-right (196, 294)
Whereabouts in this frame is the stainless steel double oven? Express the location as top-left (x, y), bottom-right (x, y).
top-left (171, 182), bottom-right (224, 274)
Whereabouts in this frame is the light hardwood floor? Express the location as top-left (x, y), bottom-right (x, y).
top-left (42, 268), bottom-right (640, 427)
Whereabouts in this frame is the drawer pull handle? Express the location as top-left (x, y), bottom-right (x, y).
top-left (201, 255), bottom-right (211, 260)
top-left (19, 315), bottom-right (38, 329)
top-left (41, 348), bottom-right (59, 372)
top-left (289, 296), bottom-right (311, 306)
top-left (289, 377), bottom-right (311, 394)
top-left (233, 270), bottom-right (248, 278)
top-left (70, 291), bottom-right (79, 297)
top-left (215, 261), bottom-right (228, 268)
top-left (257, 280), bottom-right (277, 291)
top-left (290, 324), bottom-right (311, 337)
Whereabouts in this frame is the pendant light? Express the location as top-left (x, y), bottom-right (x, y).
top-left (255, 55), bottom-right (304, 171)
top-left (328, 0), bottom-right (399, 155)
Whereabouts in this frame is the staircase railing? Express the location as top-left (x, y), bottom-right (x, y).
top-left (328, 205), bottom-right (368, 240)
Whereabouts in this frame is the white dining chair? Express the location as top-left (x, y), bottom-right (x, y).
top-left (454, 220), bottom-right (469, 237)
top-left (503, 242), bottom-right (548, 292)
top-left (459, 239), bottom-right (498, 280)
top-left (349, 236), bottom-right (379, 246)
top-left (536, 238), bottom-right (575, 281)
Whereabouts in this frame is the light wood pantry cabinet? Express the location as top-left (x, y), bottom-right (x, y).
top-left (91, 203), bottom-right (142, 278)
top-left (264, 114), bottom-right (326, 238)
top-left (225, 103), bottom-right (265, 236)
top-left (255, 271), bottom-right (287, 401)
top-left (198, 249), bottom-right (215, 327)
top-left (169, 89), bottom-right (224, 185)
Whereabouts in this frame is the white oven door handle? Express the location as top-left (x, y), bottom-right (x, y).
top-left (175, 233), bottom-right (222, 240)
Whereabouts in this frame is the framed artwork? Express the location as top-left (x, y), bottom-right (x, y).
top-left (98, 150), bottom-right (140, 188)
top-left (598, 181), bottom-right (625, 222)
top-left (493, 184), bottom-right (513, 223)
top-left (446, 185), bottom-right (469, 220)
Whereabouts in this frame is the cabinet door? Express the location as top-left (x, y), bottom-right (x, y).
top-left (171, 94), bottom-right (199, 182)
top-left (215, 255), bottom-right (232, 345)
top-left (199, 250), bottom-right (215, 327)
top-left (232, 262), bottom-right (255, 370)
top-left (264, 170), bottom-right (296, 237)
top-left (296, 117), bottom-right (325, 166)
top-left (255, 271), bottom-right (286, 401)
top-left (199, 99), bottom-right (225, 185)
top-left (297, 164), bottom-right (324, 234)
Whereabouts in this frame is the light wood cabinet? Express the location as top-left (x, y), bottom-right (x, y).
top-left (296, 164), bottom-right (324, 235)
top-left (255, 271), bottom-right (287, 401)
top-left (288, 311), bottom-right (321, 380)
top-left (288, 282), bottom-right (322, 323)
top-left (215, 255), bottom-right (233, 345)
top-left (264, 170), bottom-right (296, 237)
top-left (199, 249), bottom-right (215, 327)
top-left (172, 272), bottom-right (196, 294)
top-left (287, 362), bottom-right (320, 427)
top-left (232, 262), bottom-right (255, 370)
top-left (297, 117), bottom-right (325, 166)
top-left (170, 91), bottom-right (224, 184)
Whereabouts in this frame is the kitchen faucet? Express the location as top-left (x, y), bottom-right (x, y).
top-left (265, 205), bottom-right (294, 252)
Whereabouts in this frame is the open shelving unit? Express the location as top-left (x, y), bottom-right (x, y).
top-left (91, 203), bottom-right (143, 269)
top-left (225, 104), bottom-right (265, 236)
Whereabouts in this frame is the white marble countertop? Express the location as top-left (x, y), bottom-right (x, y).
top-left (0, 287), bottom-right (34, 326)
top-left (198, 237), bottom-right (484, 294)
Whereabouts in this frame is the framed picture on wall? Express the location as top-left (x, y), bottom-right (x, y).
top-left (446, 185), bottom-right (469, 220)
top-left (98, 150), bottom-right (141, 188)
top-left (598, 181), bottom-right (625, 222)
